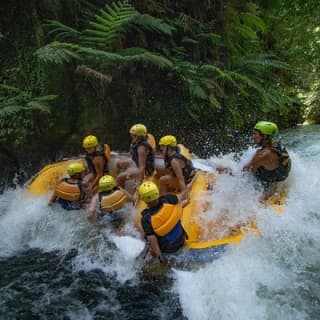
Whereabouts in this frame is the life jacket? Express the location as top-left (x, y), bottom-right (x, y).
top-left (150, 203), bottom-right (185, 251)
top-left (255, 142), bottom-right (291, 183)
top-left (99, 188), bottom-right (127, 213)
top-left (130, 134), bottom-right (155, 176)
top-left (55, 178), bottom-right (82, 201)
top-left (85, 143), bottom-right (111, 174)
top-left (165, 144), bottom-right (196, 183)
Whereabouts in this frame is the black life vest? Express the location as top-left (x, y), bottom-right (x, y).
top-left (85, 143), bottom-right (110, 174)
top-left (165, 145), bottom-right (196, 184)
top-left (130, 138), bottom-right (155, 176)
top-left (255, 142), bottom-right (291, 182)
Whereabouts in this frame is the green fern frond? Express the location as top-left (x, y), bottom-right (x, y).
top-left (208, 94), bottom-right (222, 109)
top-left (240, 13), bottom-right (266, 32)
top-left (75, 45), bottom-right (124, 62)
top-left (77, 0), bottom-right (102, 19)
top-left (123, 50), bottom-right (173, 69)
top-left (82, 1), bottom-right (138, 47)
top-left (200, 64), bottom-right (228, 78)
top-left (32, 95), bottom-right (58, 102)
top-left (188, 82), bottom-right (207, 100)
top-left (182, 37), bottom-right (199, 44)
top-left (227, 71), bottom-right (262, 94)
top-left (35, 42), bottom-right (82, 64)
top-left (0, 92), bottom-right (56, 111)
top-left (0, 84), bottom-right (22, 93)
top-left (0, 105), bottom-right (26, 117)
top-left (235, 24), bottom-right (257, 40)
top-left (141, 52), bottom-right (173, 69)
top-left (198, 32), bottom-right (222, 45)
top-left (132, 14), bottom-right (175, 35)
top-left (44, 20), bottom-right (81, 41)
top-left (227, 71), bottom-right (290, 107)
top-left (240, 54), bottom-right (290, 70)
top-left (77, 45), bottom-right (173, 69)
top-left (26, 101), bottom-right (51, 113)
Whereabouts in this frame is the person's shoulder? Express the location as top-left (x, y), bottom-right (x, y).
top-left (257, 147), bottom-right (273, 157)
top-left (171, 156), bottom-right (184, 165)
top-left (137, 141), bottom-right (149, 150)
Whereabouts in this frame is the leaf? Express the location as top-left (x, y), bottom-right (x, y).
top-left (133, 14), bottom-right (175, 35)
top-left (236, 24), bottom-right (257, 40)
top-left (240, 53), bottom-right (290, 70)
top-left (26, 101), bottom-right (51, 113)
top-left (82, 1), bottom-right (138, 47)
top-left (45, 20), bottom-right (81, 41)
top-left (182, 37), bottom-right (199, 44)
top-left (33, 95), bottom-right (58, 102)
top-left (0, 105), bottom-right (26, 116)
top-left (240, 13), bottom-right (266, 32)
top-left (208, 94), bottom-right (222, 109)
top-left (35, 42), bottom-right (82, 64)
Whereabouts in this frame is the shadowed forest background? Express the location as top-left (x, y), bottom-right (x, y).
top-left (1, 0), bottom-right (320, 184)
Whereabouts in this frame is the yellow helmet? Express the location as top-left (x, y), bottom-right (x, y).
top-left (82, 135), bottom-right (98, 148)
top-left (159, 135), bottom-right (177, 147)
top-left (139, 181), bottom-right (159, 203)
top-left (67, 162), bottom-right (85, 176)
top-left (130, 124), bottom-right (147, 136)
top-left (99, 175), bottom-right (116, 192)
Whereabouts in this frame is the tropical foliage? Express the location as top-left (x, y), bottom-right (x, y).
top-left (35, 0), bottom-right (297, 129)
top-left (0, 0), bottom-right (319, 169)
top-left (0, 84), bottom-right (57, 148)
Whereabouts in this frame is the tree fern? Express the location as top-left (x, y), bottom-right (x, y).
top-left (38, 42), bottom-right (173, 70)
top-left (120, 49), bottom-right (173, 69)
top-left (132, 14), bottom-right (175, 36)
top-left (35, 42), bottom-right (82, 64)
top-left (82, 1), bottom-right (138, 47)
top-left (239, 53), bottom-right (290, 70)
top-left (236, 24), bottom-right (258, 40)
top-left (0, 94), bottom-right (55, 117)
top-left (240, 13), bottom-right (266, 32)
top-left (44, 20), bottom-right (81, 41)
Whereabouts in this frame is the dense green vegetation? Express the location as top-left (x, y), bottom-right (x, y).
top-left (0, 0), bottom-right (319, 177)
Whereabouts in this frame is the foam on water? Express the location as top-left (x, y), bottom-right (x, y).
top-left (0, 188), bottom-right (144, 283)
top-left (173, 140), bottom-right (320, 320)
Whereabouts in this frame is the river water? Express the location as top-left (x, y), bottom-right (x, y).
top-left (0, 125), bottom-right (319, 320)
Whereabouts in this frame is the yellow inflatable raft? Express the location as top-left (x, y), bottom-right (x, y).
top-left (28, 156), bottom-right (286, 251)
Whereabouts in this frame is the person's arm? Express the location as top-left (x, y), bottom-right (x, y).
top-left (243, 149), bottom-right (269, 172)
top-left (135, 218), bottom-right (145, 236)
top-left (48, 191), bottom-right (57, 206)
top-left (91, 156), bottom-right (105, 188)
top-left (137, 145), bottom-right (148, 180)
top-left (171, 158), bottom-right (186, 191)
top-left (147, 235), bottom-right (161, 257)
top-left (87, 193), bottom-right (99, 223)
top-left (80, 180), bottom-right (92, 204)
top-left (177, 183), bottom-right (192, 207)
